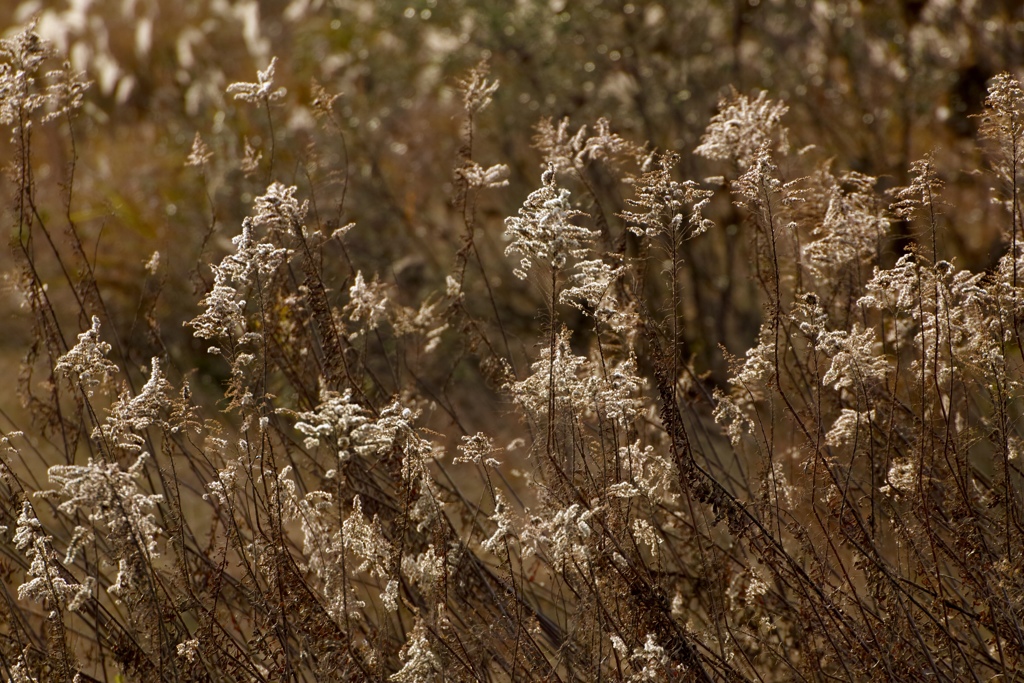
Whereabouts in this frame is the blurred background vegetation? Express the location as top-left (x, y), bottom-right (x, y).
top-left (1, 0), bottom-right (1021, 430)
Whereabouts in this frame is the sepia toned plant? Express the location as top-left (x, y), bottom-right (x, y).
top-left (504, 165), bottom-right (593, 279)
top-left (695, 89), bottom-right (789, 167)
top-left (226, 56), bottom-right (286, 104)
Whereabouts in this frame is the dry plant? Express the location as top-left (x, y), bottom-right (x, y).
top-left (1, 20), bottom-right (1023, 683)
